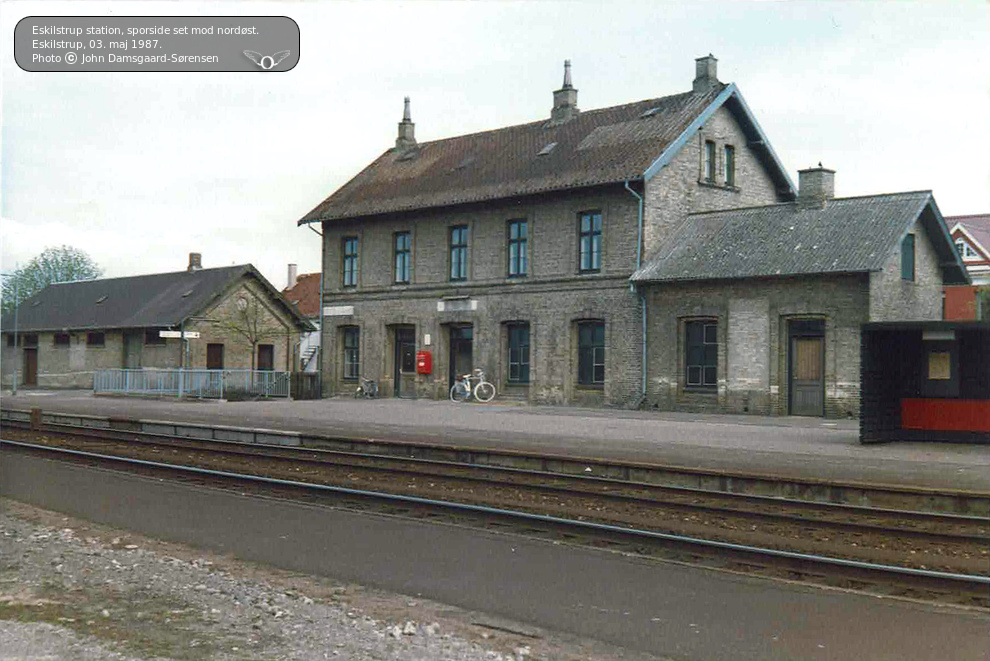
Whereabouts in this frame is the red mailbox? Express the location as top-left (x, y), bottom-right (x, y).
top-left (416, 350), bottom-right (432, 375)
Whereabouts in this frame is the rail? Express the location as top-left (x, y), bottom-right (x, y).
top-left (93, 368), bottom-right (290, 399)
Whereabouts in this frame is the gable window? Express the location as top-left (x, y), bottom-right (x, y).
top-left (342, 237), bottom-right (359, 287)
top-left (577, 320), bottom-right (605, 386)
top-left (87, 332), bottom-right (105, 347)
top-left (144, 330), bottom-right (166, 345)
top-left (956, 238), bottom-right (980, 259)
top-left (394, 232), bottom-right (411, 284)
top-left (724, 144), bottom-right (735, 187)
top-left (901, 234), bottom-right (915, 281)
top-left (450, 225), bottom-right (469, 281)
top-left (686, 320), bottom-right (717, 389)
top-left (54, 333), bottom-right (70, 346)
top-left (507, 322), bottom-right (530, 383)
top-left (704, 140), bottom-right (716, 183)
top-left (579, 211), bottom-right (602, 273)
top-left (342, 326), bottom-right (360, 380)
top-left (508, 219), bottom-right (528, 277)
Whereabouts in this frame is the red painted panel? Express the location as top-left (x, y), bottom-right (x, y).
top-left (901, 398), bottom-right (990, 432)
top-left (943, 286), bottom-right (977, 321)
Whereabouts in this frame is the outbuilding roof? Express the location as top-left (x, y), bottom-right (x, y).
top-left (298, 83), bottom-right (795, 224)
top-left (631, 191), bottom-right (970, 285)
top-left (1, 265), bottom-right (314, 333)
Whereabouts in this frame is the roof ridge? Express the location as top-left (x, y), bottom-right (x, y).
top-left (687, 190), bottom-right (932, 218)
top-left (395, 88), bottom-right (711, 149)
top-left (50, 264), bottom-right (251, 285)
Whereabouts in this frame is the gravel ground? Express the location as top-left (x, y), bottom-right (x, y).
top-left (1, 499), bottom-right (664, 661)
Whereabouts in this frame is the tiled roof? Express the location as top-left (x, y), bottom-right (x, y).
top-left (282, 272), bottom-right (321, 318)
top-left (300, 86), bottom-right (738, 223)
top-left (1, 265), bottom-right (313, 333)
top-left (632, 191), bottom-right (969, 285)
top-left (948, 214), bottom-right (990, 259)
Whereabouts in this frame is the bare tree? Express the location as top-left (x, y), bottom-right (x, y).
top-left (214, 296), bottom-right (286, 370)
top-left (2, 246), bottom-right (103, 314)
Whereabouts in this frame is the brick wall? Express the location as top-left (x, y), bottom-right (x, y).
top-left (187, 279), bottom-right (299, 371)
top-left (869, 215), bottom-right (944, 321)
top-left (317, 103), bottom-right (788, 407)
top-left (644, 274), bottom-right (869, 418)
top-left (642, 105), bottom-right (782, 258)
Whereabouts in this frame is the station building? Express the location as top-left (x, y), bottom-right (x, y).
top-left (298, 56), bottom-right (969, 416)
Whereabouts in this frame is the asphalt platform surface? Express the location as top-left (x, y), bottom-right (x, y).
top-left (2, 389), bottom-right (988, 492)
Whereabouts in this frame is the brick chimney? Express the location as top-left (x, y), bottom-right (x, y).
top-left (797, 165), bottom-right (836, 209)
top-left (395, 96), bottom-right (416, 149)
top-left (287, 263), bottom-right (298, 289)
top-left (551, 60), bottom-right (579, 123)
top-left (187, 252), bottom-right (202, 272)
top-left (693, 54), bottom-right (719, 93)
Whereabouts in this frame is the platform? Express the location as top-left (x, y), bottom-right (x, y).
top-left (1, 389), bottom-right (988, 492)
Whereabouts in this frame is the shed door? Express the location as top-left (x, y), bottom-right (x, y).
top-left (257, 344), bottom-right (274, 371)
top-left (207, 343), bottom-right (224, 370)
top-left (23, 348), bottom-right (38, 386)
top-left (789, 322), bottom-right (825, 416)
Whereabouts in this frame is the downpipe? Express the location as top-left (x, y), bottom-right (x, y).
top-left (625, 180), bottom-right (648, 407)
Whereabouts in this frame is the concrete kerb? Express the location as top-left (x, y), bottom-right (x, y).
top-left (2, 407), bottom-right (987, 516)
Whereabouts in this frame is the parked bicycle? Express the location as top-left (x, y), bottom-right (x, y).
top-left (449, 368), bottom-right (496, 403)
top-left (354, 377), bottom-right (378, 399)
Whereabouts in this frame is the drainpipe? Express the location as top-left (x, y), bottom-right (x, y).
top-left (624, 180), bottom-right (648, 405)
top-left (308, 223), bottom-right (325, 395)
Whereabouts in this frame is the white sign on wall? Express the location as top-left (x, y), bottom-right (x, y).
top-left (324, 305), bottom-right (355, 317)
top-left (159, 330), bottom-right (200, 339)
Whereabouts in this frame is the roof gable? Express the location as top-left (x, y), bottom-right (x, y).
top-left (299, 83), bottom-right (795, 224)
top-left (631, 191), bottom-right (969, 285)
top-left (2, 265), bottom-right (314, 333)
top-left (949, 215), bottom-right (990, 262)
top-left (282, 272), bottom-right (321, 318)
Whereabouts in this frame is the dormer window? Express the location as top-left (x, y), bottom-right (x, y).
top-left (955, 238), bottom-right (980, 260)
top-left (537, 142), bottom-right (557, 156)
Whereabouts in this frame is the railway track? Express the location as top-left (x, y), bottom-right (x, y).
top-left (2, 420), bottom-right (987, 608)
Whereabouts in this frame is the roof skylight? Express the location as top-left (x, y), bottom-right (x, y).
top-left (537, 142), bottom-right (557, 156)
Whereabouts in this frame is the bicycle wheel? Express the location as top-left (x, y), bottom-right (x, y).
top-left (474, 381), bottom-right (496, 403)
top-left (354, 387), bottom-right (363, 398)
top-left (450, 381), bottom-right (470, 402)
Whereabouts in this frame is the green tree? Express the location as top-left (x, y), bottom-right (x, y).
top-left (2, 246), bottom-right (104, 315)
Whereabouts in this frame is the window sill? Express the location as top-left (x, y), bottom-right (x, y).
top-left (697, 180), bottom-right (740, 193)
top-left (576, 384), bottom-right (604, 390)
top-left (683, 387), bottom-right (717, 394)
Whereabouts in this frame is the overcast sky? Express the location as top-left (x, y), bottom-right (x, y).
top-left (2, 1), bottom-right (988, 291)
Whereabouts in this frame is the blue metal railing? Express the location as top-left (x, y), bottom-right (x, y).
top-left (94, 369), bottom-right (290, 399)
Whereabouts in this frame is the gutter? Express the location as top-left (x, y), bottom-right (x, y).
top-left (624, 180), bottom-right (648, 406)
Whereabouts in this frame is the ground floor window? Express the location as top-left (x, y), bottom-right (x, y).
top-left (86, 332), bottom-right (105, 347)
top-left (686, 320), bottom-right (717, 389)
top-left (507, 322), bottom-right (530, 383)
top-left (54, 333), bottom-right (70, 346)
top-left (342, 326), bottom-right (360, 380)
top-left (577, 320), bottom-right (605, 386)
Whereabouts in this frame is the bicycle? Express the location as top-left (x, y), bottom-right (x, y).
top-left (449, 368), bottom-right (496, 403)
top-left (354, 377), bottom-right (378, 399)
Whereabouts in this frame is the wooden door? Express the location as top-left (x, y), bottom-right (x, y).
top-left (448, 325), bottom-right (473, 389)
top-left (207, 343), bottom-right (224, 370)
top-left (23, 348), bottom-right (38, 386)
top-left (257, 344), bottom-right (274, 371)
top-left (790, 336), bottom-right (824, 416)
top-left (393, 327), bottom-right (416, 398)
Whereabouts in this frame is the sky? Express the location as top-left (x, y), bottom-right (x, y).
top-left (2, 1), bottom-right (988, 291)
